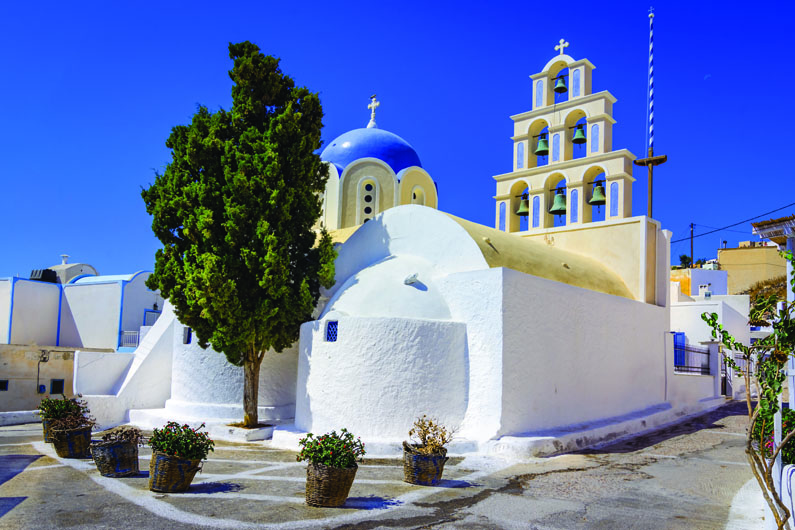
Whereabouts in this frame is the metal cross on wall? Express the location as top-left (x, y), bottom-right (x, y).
top-left (367, 94), bottom-right (380, 128)
top-left (555, 39), bottom-right (569, 55)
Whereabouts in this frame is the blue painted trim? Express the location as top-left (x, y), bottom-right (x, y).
top-left (68, 274), bottom-right (93, 284)
top-left (55, 285), bottom-right (63, 346)
top-left (6, 278), bottom-right (17, 344)
top-left (117, 281), bottom-right (127, 349)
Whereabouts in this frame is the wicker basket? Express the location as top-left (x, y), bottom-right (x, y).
top-left (42, 419), bottom-right (53, 443)
top-left (91, 441), bottom-right (139, 477)
top-left (148, 451), bottom-right (201, 493)
top-left (305, 462), bottom-right (357, 507)
top-left (51, 426), bottom-right (93, 458)
top-left (403, 442), bottom-right (449, 486)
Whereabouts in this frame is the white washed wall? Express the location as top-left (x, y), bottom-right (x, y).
top-left (296, 316), bottom-right (467, 439)
top-left (63, 283), bottom-right (121, 349)
top-left (0, 280), bottom-right (11, 343)
top-left (500, 268), bottom-right (668, 435)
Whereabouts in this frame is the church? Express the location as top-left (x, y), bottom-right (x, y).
top-left (74, 43), bottom-right (729, 456)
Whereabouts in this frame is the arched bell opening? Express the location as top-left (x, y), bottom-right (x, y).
top-left (549, 64), bottom-right (570, 105)
top-left (531, 124), bottom-right (550, 168)
top-left (508, 180), bottom-right (531, 233)
top-left (563, 109), bottom-right (587, 161)
top-left (583, 166), bottom-right (607, 223)
top-left (546, 174), bottom-right (567, 228)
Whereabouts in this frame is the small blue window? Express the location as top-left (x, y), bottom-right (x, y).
top-left (499, 202), bottom-right (506, 231)
top-left (532, 196), bottom-right (540, 228)
top-left (516, 142), bottom-right (524, 169)
top-left (0, 380), bottom-right (7, 391)
top-left (535, 80), bottom-right (543, 108)
top-left (552, 134), bottom-right (560, 162)
top-left (570, 189), bottom-right (578, 223)
top-left (573, 69), bottom-right (581, 97)
top-left (610, 182), bottom-right (619, 217)
top-left (326, 321), bottom-right (338, 342)
top-left (50, 379), bottom-right (64, 395)
top-left (591, 124), bottom-right (600, 153)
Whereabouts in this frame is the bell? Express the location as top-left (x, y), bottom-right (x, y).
top-left (553, 76), bottom-right (568, 94)
top-left (515, 198), bottom-right (530, 217)
top-left (534, 134), bottom-right (549, 156)
top-left (588, 183), bottom-right (606, 206)
top-left (549, 190), bottom-right (566, 215)
top-left (572, 124), bottom-right (587, 144)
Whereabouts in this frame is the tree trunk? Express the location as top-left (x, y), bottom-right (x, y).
top-left (243, 354), bottom-right (261, 428)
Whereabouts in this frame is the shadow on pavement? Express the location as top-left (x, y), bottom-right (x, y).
top-left (572, 401), bottom-right (749, 454)
top-left (0, 455), bottom-right (41, 486)
top-left (343, 496), bottom-right (403, 510)
top-left (189, 482), bottom-right (243, 494)
top-left (0, 497), bottom-right (26, 518)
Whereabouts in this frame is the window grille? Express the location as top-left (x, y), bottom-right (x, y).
top-left (326, 321), bottom-right (338, 342)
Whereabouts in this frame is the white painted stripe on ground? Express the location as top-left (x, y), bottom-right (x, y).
top-left (701, 431), bottom-right (746, 437)
top-left (0, 442), bottom-right (36, 447)
top-left (645, 454), bottom-right (746, 466)
top-left (197, 473), bottom-right (408, 485)
top-left (31, 441), bottom-right (496, 529)
top-left (22, 463), bottom-right (66, 471)
top-left (178, 493), bottom-right (305, 503)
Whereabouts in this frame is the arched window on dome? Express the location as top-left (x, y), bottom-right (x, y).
top-left (357, 178), bottom-right (379, 224)
top-left (411, 186), bottom-right (425, 206)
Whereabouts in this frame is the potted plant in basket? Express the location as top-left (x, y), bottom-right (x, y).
top-left (37, 395), bottom-right (88, 443)
top-left (297, 428), bottom-right (365, 507)
top-left (148, 421), bottom-right (214, 493)
top-left (39, 396), bottom-right (95, 458)
top-left (91, 426), bottom-right (145, 477)
top-left (403, 415), bottom-right (453, 486)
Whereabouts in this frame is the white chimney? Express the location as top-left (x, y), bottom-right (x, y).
top-left (60, 254), bottom-right (69, 265)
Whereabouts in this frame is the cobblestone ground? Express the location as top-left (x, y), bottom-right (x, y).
top-left (0, 401), bottom-right (758, 529)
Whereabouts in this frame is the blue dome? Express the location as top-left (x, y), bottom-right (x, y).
top-left (321, 128), bottom-right (422, 175)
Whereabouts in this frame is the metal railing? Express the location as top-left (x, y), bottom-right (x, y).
top-left (120, 331), bottom-right (139, 348)
top-left (674, 344), bottom-right (711, 375)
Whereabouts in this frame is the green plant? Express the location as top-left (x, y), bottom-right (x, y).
top-left (701, 249), bottom-right (795, 529)
top-left (37, 395), bottom-right (88, 421)
top-left (148, 422), bottom-right (214, 461)
top-left (297, 429), bottom-right (365, 469)
top-left (141, 41), bottom-right (336, 428)
top-left (407, 415), bottom-right (454, 455)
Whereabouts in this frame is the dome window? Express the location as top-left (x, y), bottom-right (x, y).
top-left (358, 178), bottom-right (379, 224)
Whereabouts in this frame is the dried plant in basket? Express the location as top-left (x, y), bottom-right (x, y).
top-left (96, 426), bottom-right (146, 447)
top-left (405, 415), bottom-right (455, 455)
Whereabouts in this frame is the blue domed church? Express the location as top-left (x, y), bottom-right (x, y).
top-left (318, 96), bottom-right (438, 230)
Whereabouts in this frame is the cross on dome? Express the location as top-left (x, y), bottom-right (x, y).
top-left (367, 94), bottom-right (380, 129)
top-left (555, 39), bottom-right (569, 55)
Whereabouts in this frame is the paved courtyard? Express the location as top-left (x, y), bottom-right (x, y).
top-left (0, 401), bottom-right (763, 529)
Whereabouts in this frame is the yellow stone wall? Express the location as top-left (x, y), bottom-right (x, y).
top-left (717, 246), bottom-right (787, 294)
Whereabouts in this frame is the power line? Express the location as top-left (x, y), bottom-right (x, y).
top-left (694, 224), bottom-right (753, 235)
top-left (670, 202), bottom-right (795, 244)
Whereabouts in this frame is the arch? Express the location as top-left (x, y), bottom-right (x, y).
top-left (397, 167), bottom-right (437, 209)
top-left (516, 141), bottom-right (525, 169)
top-left (499, 202), bottom-right (506, 231)
top-left (532, 196), bottom-right (540, 228)
top-left (528, 119), bottom-right (550, 169)
top-left (339, 158), bottom-right (398, 228)
top-left (590, 124), bottom-right (600, 153)
top-left (563, 108), bottom-right (588, 162)
top-left (546, 172), bottom-right (567, 228)
top-left (508, 179), bottom-right (531, 233)
top-left (546, 61), bottom-right (570, 106)
top-left (570, 189), bottom-right (579, 223)
top-left (582, 165), bottom-right (608, 223)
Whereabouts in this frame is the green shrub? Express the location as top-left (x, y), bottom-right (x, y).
top-left (37, 396), bottom-right (87, 421)
top-left (297, 428), bottom-right (365, 469)
top-left (148, 422), bottom-right (214, 461)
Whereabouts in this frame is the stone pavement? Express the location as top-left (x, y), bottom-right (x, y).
top-left (0, 401), bottom-right (763, 529)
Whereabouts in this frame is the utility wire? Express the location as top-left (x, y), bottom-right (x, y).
top-left (670, 202), bottom-right (795, 244)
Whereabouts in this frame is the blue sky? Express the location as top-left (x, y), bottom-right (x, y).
top-left (1, 1), bottom-right (792, 277)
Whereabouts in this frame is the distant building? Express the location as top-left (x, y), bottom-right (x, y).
top-left (717, 240), bottom-right (786, 294)
top-left (670, 268), bottom-right (727, 298)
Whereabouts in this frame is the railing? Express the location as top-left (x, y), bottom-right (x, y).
top-left (674, 344), bottom-right (710, 375)
top-left (120, 331), bottom-right (139, 348)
